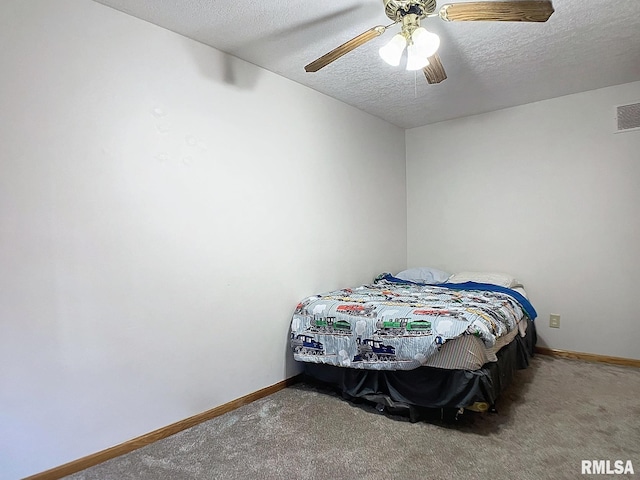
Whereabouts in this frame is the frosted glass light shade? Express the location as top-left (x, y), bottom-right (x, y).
top-left (379, 34), bottom-right (407, 67)
top-left (406, 43), bottom-right (430, 70)
top-left (411, 27), bottom-right (440, 58)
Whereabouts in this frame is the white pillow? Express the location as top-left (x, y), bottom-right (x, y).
top-left (446, 271), bottom-right (521, 289)
top-left (395, 267), bottom-right (451, 284)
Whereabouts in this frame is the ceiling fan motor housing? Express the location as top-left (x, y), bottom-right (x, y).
top-left (383, 0), bottom-right (437, 21)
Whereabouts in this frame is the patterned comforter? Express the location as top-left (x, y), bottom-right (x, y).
top-left (290, 278), bottom-right (536, 371)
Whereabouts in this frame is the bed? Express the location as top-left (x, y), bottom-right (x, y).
top-left (289, 269), bottom-right (537, 418)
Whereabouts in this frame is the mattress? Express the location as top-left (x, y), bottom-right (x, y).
top-left (422, 315), bottom-right (529, 370)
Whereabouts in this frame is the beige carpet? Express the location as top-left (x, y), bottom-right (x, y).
top-left (66, 355), bottom-right (640, 480)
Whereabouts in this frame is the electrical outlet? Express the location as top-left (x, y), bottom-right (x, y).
top-left (549, 314), bottom-right (561, 328)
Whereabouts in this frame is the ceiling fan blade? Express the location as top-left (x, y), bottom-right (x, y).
top-left (305, 26), bottom-right (386, 72)
top-left (423, 53), bottom-right (447, 84)
top-left (439, 1), bottom-right (554, 22)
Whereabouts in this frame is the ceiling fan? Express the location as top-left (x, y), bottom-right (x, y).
top-left (304, 0), bottom-right (554, 84)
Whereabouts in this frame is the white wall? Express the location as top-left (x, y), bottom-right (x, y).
top-left (406, 81), bottom-right (640, 361)
top-left (0, 1), bottom-right (407, 477)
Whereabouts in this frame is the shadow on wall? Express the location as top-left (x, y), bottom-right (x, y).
top-left (185, 41), bottom-right (262, 90)
top-left (222, 54), bottom-right (260, 89)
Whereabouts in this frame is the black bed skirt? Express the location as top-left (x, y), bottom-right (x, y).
top-left (303, 318), bottom-right (537, 410)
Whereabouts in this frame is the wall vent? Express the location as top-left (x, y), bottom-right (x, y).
top-left (614, 102), bottom-right (640, 133)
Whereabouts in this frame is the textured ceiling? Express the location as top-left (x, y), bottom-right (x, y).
top-left (93, 0), bottom-right (640, 128)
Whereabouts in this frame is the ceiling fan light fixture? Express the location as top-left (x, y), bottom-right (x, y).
top-left (411, 27), bottom-right (440, 58)
top-left (305, 0), bottom-right (555, 81)
top-left (379, 33), bottom-right (407, 66)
